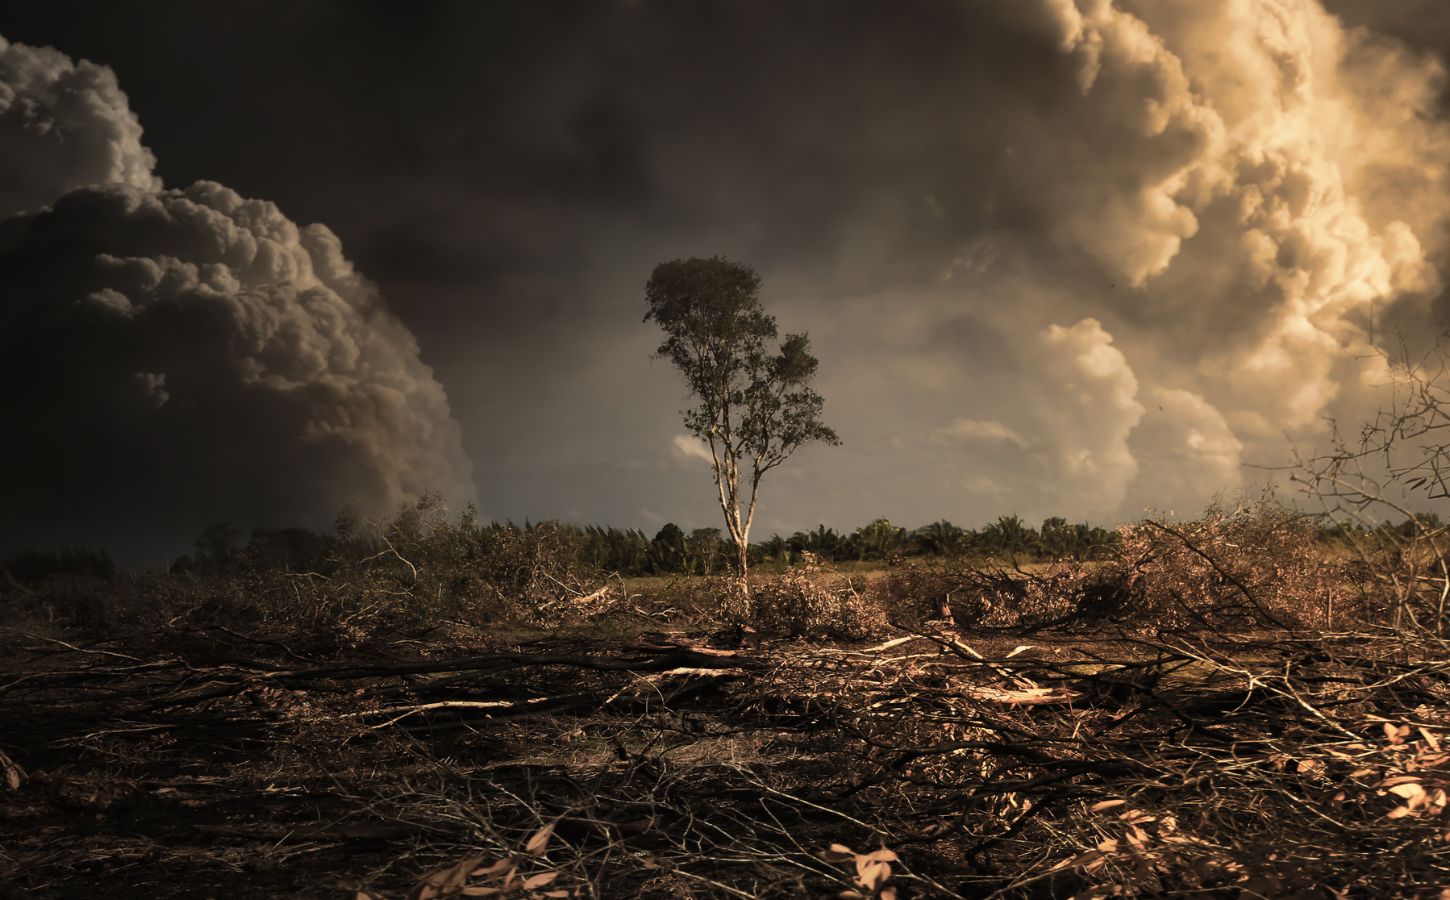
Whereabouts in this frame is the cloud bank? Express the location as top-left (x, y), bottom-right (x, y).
top-left (423, 0), bottom-right (1449, 532)
top-left (0, 33), bottom-right (474, 560)
top-left (839, 0), bottom-right (1450, 524)
top-left (4, 1), bottom-right (1450, 546)
top-left (698, 0), bottom-right (1450, 528)
top-left (1005, 0), bottom-right (1450, 515)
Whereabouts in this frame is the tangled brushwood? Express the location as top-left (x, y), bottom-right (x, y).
top-left (3, 492), bottom-right (1450, 896)
top-left (747, 553), bottom-right (885, 640)
top-left (874, 497), bottom-right (1364, 634)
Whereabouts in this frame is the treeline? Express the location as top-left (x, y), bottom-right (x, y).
top-left (162, 510), bottom-right (1120, 578)
top-left (0, 510), bottom-right (1122, 583)
top-left (187, 513), bottom-right (1119, 576)
top-left (8, 507), bottom-right (1448, 583)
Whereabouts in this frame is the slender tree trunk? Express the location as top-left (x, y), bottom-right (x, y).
top-left (712, 444), bottom-right (751, 599)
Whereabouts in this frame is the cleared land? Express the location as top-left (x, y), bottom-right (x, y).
top-left (2, 513), bottom-right (1449, 897)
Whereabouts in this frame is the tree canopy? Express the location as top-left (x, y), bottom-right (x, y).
top-left (644, 256), bottom-right (839, 583)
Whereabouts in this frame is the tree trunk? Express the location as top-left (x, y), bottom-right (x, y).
top-left (734, 539), bottom-right (750, 596)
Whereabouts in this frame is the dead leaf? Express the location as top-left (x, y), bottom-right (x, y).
top-left (0, 750), bottom-right (25, 791)
top-left (412, 854), bottom-right (487, 900)
top-left (1067, 850), bottom-right (1109, 874)
top-left (820, 843), bottom-right (857, 863)
top-left (470, 859), bottom-right (514, 880)
top-left (1380, 775), bottom-right (1424, 788)
top-left (524, 820), bottom-right (558, 856)
top-left (522, 871), bottom-right (561, 890)
top-left (1389, 783), bottom-right (1427, 804)
top-left (856, 857), bottom-right (891, 891)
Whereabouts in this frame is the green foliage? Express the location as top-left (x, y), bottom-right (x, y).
top-left (645, 257), bottom-right (837, 463)
top-left (94, 507), bottom-right (1132, 591)
top-left (649, 523), bottom-right (688, 574)
top-left (788, 524), bottom-right (845, 561)
top-left (189, 521), bottom-right (242, 572)
top-left (979, 514), bottom-right (1037, 557)
top-left (913, 520), bottom-right (970, 558)
top-left (848, 518), bottom-right (909, 562)
top-left (754, 533), bottom-right (790, 566)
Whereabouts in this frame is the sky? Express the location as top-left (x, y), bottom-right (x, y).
top-left (4, 0), bottom-right (1450, 561)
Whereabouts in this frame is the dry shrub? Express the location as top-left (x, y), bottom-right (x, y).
top-left (1312, 517), bottom-right (1450, 636)
top-left (1097, 499), bottom-right (1359, 629)
top-left (749, 553), bottom-right (885, 640)
top-left (873, 560), bottom-right (1114, 630)
top-left (236, 510), bottom-right (614, 652)
top-left (2, 574), bottom-right (125, 634)
top-left (619, 574), bottom-right (743, 629)
top-left (1007, 501), bottom-right (1359, 631)
top-left (4, 508), bottom-right (614, 656)
top-left (874, 500), bottom-right (1360, 632)
top-left (872, 564), bottom-right (987, 627)
top-left (361, 499), bottom-right (601, 626)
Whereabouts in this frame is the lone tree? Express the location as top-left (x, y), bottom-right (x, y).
top-left (644, 256), bottom-right (839, 589)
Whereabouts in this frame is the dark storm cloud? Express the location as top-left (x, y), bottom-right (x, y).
top-left (4, 0), bottom-right (1450, 551)
top-left (1323, 0), bottom-right (1450, 57)
top-left (0, 30), bottom-right (474, 561)
top-left (0, 181), bottom-right (476, 560)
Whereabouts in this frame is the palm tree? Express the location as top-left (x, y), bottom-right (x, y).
top-left (913, 520), bottom-right (970, 558)
top-left (789, 524), bottom-right (845, 561)
top-left (979, 515), bottom-right (1039, 558)
top-left (850, 518), bottom-right (908, 562)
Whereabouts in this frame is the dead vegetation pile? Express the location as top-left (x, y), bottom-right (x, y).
top-left (2, 504), bottom-right (1448, 897)
top-left (748, 553), bottom-right (886, 641)
top-left (874, 499), bottom-right (1364, 634)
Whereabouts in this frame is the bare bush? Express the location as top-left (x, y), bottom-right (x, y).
top-left (748, 553), bottom-right (885, 640)
top-left (1098, 497), bottom-right (1359, 630)
top-left (872, 498), bottom-right (1356, 634)
top-left (1294, 367), bottom-right (1450, 636)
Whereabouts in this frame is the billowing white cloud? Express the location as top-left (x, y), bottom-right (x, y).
top-left (0, 33), bottom-right (159, 218)
top-left (1122, 388), bottom-right (1245, 518)
top-left (6, 2), bottom-right (1450, 545)
top-left (914, 318), bottom-right (1145, 523)
top-left (0, 33), bottom-right (475, 558)
top-left (1033, 0), bottom-right (1226, 286)
top-left (358, 0), bottom-right (1450, 530)
top-left (911, 0), bottom-right (1450, 522)
top-left (1033, 0), bottom-right (1449, 435)
top-left (1031, 319), bottom-right (1146, 515)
